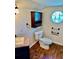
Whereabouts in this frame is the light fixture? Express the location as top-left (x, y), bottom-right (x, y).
top-left (15, 4), bottom-right (19, 15)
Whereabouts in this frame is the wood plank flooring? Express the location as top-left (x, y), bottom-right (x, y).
top-left (30, 42), bottom-right (63, 59)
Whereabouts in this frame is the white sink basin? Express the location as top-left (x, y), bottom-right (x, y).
top-left (15, 37), bottom-right (24, 45)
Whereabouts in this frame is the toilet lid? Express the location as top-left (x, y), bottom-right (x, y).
top-left (40, 38), bottom-right (53, 44)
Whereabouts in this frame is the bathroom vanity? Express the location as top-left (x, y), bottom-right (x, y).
top-left (15, 37), bottom-right (30, 59)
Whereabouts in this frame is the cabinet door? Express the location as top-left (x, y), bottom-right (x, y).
top-left (15, 46), bottom-right (30, 59)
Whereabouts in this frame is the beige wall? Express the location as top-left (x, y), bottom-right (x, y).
top-left (42, 6), bottom-right (63, 45)
top-left (15, 0), bottom-right (63, 46)
top-left (15, 0), bottom-right (42, 46)
top-left (15, 0), bottom-right (42, 35)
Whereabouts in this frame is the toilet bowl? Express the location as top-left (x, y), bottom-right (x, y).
top-left (35, 31), bottom-right (53, 50)
top-left (39, 37), bottom-right (53, 49)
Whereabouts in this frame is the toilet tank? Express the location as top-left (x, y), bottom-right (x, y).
top-left (35, 31), bottom-right (43, 40)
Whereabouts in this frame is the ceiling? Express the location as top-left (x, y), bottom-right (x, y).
top-left (16, 0), bottom-right (63, 9)
top-left (32, 0), bottom-right (63, 6)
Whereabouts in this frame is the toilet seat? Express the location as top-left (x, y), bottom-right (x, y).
top-left (40, 38), bottom-right (53, 45)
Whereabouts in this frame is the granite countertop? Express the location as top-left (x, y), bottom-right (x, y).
top-left (15, 37), bottom-right (29, 48)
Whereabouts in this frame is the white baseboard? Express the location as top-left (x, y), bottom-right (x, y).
top-left (29, 40), bottom-right (38, 48)
top-left (29, 40), bottom-right (63, 48)
top-left (53, 41), bottom-right (63, 46)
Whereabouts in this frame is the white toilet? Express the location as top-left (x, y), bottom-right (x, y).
top-left (35, 31), bottom-right (53, 50)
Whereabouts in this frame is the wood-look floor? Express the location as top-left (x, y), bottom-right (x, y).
top-left (30, 42), bottom-right (63, 59)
